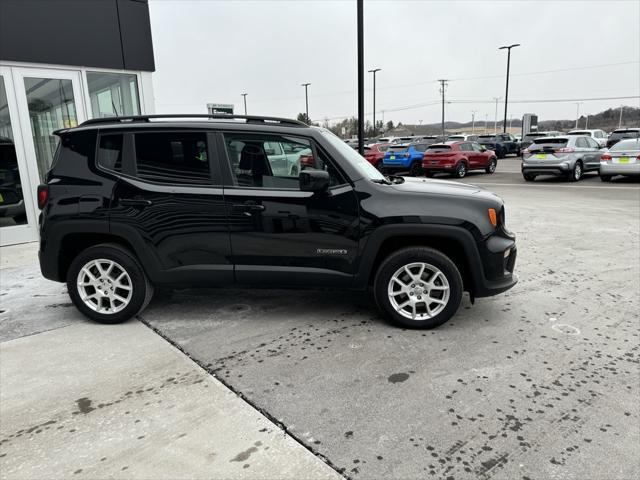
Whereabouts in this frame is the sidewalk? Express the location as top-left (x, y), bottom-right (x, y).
top-left (0, 243), bottom-right (340, 480)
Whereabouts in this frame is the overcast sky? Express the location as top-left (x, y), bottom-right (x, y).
top-left (149, 0), bottom-right (640, 127)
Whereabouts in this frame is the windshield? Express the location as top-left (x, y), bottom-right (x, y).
top-left (611, 129), bottom-right (640, 139)
top-left (523, 134), bottom-right (544, 141)
top-left (318, 128), bottom-right (386, 181)
top-left (568, 131), bottom-right (590, 136)
top-left (610, 138), bottom-right (640, 151)
top-left (478, 135), bottom-right (497, 141)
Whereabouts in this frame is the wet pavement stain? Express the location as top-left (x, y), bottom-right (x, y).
top-left (388, 373), bottom-right (410, 383)
top-left (230, 446), bottom-right (258, 462)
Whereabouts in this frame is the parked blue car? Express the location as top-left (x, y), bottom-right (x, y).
top-left (382, 141), bottom-right (430, 176)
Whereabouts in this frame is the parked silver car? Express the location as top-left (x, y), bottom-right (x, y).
top-left (521, 135), bottom-right (603, 182)
top-left (599, 138), bottom-right (640, 181)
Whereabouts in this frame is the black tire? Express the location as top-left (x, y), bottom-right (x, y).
top-left (600, 175), bottom-right (612, 182)
top-left (409, 161), bottom-right (423, 177)
top-left (568, 161), bottom-right (583, 182)
top-left (374, 247), bottom-right (463, 329)
top-left (497, 148), bottom-right (506, 159)
top-left (425, 170), bottom-right (435, 178)
top-left (66, 243), bottom-right (153, 324)
top-left (523, 173), bottom-right (536, 182)
top-left (485, 157), bottom-right (497, 174)
top-left (453, 161), bottom-right (468, 178)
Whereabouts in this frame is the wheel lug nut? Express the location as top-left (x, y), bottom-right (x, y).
top-left (409, 292), bottom-right (414, 296)
top-left (417, 296), bottom-right (422, 300)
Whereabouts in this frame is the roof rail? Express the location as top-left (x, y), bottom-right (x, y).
top-left (79, 114), bottom-right (308, 128)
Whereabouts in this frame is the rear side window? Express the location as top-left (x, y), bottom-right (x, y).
top-left (97, 134), bottom-right (123, 172)
top-left (389, 145), bottom-right (407, 152)
top-left (134, 132), bottom-right (210, 185)
top-left (575, 137), bottom-right (589, 148)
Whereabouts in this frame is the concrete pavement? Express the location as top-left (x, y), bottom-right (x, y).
top-left (0, 248), bottom-right (340, 480)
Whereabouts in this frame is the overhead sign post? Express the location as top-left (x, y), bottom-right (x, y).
top-left (207, 103), bottom-right (234, 115)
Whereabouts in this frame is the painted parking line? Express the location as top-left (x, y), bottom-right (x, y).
top-left (458, 182), bottom-right (640, 190)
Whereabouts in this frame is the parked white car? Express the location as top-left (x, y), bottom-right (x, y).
top-left (567, 129), bottom-right (608, 147)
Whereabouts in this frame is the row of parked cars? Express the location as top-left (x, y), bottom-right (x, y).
top-left (358, 127), bottom-right (640, 182)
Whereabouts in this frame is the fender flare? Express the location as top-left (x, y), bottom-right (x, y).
top-left (352, 223), bottom-right (485, 292)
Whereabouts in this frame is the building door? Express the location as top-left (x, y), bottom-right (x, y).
top-left (4, 67), bottom-right (88, 245)
top-left (0, 67), bottom-right (38, 245)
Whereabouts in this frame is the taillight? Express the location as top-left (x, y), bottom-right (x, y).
top-left (522, 148), bottom-right (531, 158)
top-left (600, 154), bottom-right (612, 162)
top-left (37, 184), bottom-right (49, 209)
top-left (555, 147), bottom-right (575, 153)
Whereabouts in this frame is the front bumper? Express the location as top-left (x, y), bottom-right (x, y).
top-left (474, 231), bottom-right (518, 297)
top-left (600, 162), bottom-right (640, 176)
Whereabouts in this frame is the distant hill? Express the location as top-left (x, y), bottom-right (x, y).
top-left (394, 106), bottom-right (640, 136)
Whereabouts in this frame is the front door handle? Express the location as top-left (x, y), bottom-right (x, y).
top-left (232, 202), bottom-right (265, 215)
top-left (120, 198), bottom-right (153, 207)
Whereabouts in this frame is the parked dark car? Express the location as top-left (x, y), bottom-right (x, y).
top-left (606, 128), bottom-right (640, 148)
top-left (421, 141), bottom-right (497, 178)
top-left (38, 114), bottom-right (517, 329)
top-left (477, 133), bottom-right (520, 158)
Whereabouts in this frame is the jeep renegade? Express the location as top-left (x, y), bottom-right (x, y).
top-left (38, 114), bottom-right (517, 329)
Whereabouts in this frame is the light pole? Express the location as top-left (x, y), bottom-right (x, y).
top-left (493, 97), bottom-right (500, 134)
top-left (241, 93), bottom-right (248, 115)
top-left (438, 79), bottom-right (448, 139)
top-left (471, 110), bottom-right (477, 134)
top-left (484, 114), bottom-right (488, 133)
top-left (357, 0), bottom-right (364, 154)
top-left (301, 83), bottom-right (311, 123)
top-left (499, 43), bottom-right (520, 133)
top-left (619, 105), bottom-right (624, 128)
top-left (575, 102), bottom-right (583, 129)
top-left (368, 68), bottom-right (381, 137)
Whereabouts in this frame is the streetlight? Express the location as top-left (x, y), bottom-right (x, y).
top-left (368, 68), bottom-right (381, 137)
top-left (575, 102), bottom-right (583, 129)
top-left (499, 43), bottom-right (520, 133)
top-left (301, 83), bottom-right (311, 123)
top-left (493, 97), bottom-right (500, 134)
top-left (241, 93), bottom-right (248, 115)
top-left (471, 110), bottom-right (477, 134)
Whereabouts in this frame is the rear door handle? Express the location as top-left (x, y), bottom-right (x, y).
top-left (120, 198), bottom-right (152, 207)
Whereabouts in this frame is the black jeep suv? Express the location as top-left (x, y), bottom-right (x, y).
top-left (38, 115), bottom-right (517, 329)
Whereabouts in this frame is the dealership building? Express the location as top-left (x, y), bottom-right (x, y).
top-left (0, 0), bottom-right (155, 245)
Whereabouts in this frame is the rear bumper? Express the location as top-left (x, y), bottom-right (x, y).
top-left (600, 163), bottom-right (640, 176)
top-left (522, 163), bottom-right (570, 176)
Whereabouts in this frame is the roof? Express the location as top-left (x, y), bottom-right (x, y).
top-left (54, 114), bottom-right (310, 136)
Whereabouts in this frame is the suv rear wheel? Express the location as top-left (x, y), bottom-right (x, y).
top-left (568, 161), bottom-right (583, 182)
top-left (409, 162), bottom-right (422, 177)
top-left (374, 247), bottom-right (463, 329)
top-left (67, 244), bottom-right (154, 324)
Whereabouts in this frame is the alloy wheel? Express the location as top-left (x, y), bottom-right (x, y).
top-left (76, 259), bottom-right (133, 314)
top-left (387, 262), bottom-right (450, 321)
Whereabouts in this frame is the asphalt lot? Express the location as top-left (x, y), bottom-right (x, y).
top-left (1, 157), bottom-right (638, 479)
top-left (142, 158), bottom-right (639, 479)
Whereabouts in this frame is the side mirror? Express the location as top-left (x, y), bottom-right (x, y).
top-left (299, 169), bottom-right (330, 193)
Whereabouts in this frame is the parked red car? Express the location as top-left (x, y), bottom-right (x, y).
top-left (421, 141), bottom-right (497, 178)
top-left (363, 143), bottom-right (389, 170)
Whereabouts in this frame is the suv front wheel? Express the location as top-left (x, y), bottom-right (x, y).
top-left (67, 244), bottom-right (154, 324)
top-left (374, 247), bottom-right (463, 329)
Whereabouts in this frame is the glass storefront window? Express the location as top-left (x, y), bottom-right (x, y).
top-left (24, 77), bottom-right (77, 182)
top-left (87, 72), bottom-right (140, 118)
top-left (0, 76), bottom-right (27, 226)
